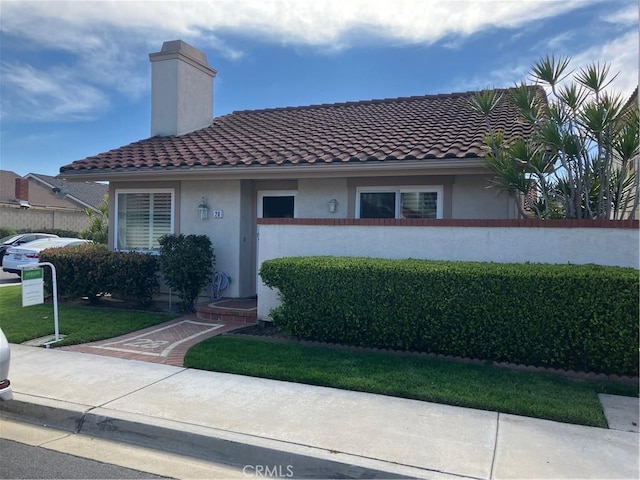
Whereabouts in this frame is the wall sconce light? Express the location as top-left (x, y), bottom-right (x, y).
top-left (328, 198), bottom-right (338, 214)
top-left (197, 197), bottom-right (209, 220)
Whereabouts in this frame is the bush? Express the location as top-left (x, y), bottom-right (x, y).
top-left (260, 257), bottom-right (639, 376)
top-left (0, 227), bottom-right (80, 239)
top-left (40, 244), bottom-right (159, 305)
top-left (159, 234), bottom-right (214, 313)
top-left (0, 227), bottom-right (17, 238)
top-left (110, 251), bottom-right (159, 305)
top-left (16, 228), bottom-right (80, 238)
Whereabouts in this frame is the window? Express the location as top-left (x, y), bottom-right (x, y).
top-left (356, 187), bottom-right (443, 219)
top-left (115, 189), bottom-right (174, 250)
top-left (258, 191), bottom-right (296, 218)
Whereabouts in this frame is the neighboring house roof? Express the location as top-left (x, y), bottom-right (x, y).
top-left (60, 88), bottom-right (539, 176)
top-left (623, 86), bottom-right (638, 111)
top-left (0, 170), bottom-right (78, 211)
top-left (25, 173), bottom-right (108, 211)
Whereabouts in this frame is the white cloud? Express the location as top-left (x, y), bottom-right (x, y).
top-left (1, 0), bottom-right (592, 49)
top-left (446, 26), bottom-right (638, 97)
top-left (0, 63), bottom-right (109, 121)
top-left (570, 30), bottom-right (639, 97)
top-left (602, 4), bottom-right (639, 25)
top-left (0, 0), bottom-right (619, 121)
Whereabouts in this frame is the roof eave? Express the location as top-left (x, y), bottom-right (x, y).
top-left (59, 158), bottom-right (489, 182)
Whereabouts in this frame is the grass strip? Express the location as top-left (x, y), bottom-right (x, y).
top-left (0, 285), bottom-right (177, 346)
top-left (185, 335), bottom-right (638, 428)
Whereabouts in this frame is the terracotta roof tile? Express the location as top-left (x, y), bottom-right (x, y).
top-left (60, 88), bottom-right (541, 174)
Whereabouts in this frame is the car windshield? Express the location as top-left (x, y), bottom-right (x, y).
top-left (0, 235), bottom-right (22, 245)
top-left (15, 238), bottom-right (77, 250)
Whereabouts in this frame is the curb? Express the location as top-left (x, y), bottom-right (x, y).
top-left (0, 393), bottom-right (454, 480)
top-left (0, 393), bottom-right (88, 432)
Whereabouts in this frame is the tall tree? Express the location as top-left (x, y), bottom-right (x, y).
top-left (470, 55), bottom-right (639, 220)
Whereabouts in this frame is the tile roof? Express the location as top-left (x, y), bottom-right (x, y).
top-left (60, 88), bottom-right (540, 174)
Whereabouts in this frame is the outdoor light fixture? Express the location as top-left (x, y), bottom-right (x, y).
top-left (197, 197), bottom-right (209, 220)
top-left (328, 198), bottom-right (338, 213)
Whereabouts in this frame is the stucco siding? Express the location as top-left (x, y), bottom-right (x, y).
top-left (297, 178), bottom-right (348, 218)
top-left (452, 175), bottom-right (514, 219)
top-left (180, 179), bottom-right (245, 298)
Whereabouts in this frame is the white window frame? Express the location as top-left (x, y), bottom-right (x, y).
top-left (355, 186), bottom-right (443, 219)
top-left (114, 188), bottom-right (175, 252)
top-left (257, 190), bottom-right (298, 218)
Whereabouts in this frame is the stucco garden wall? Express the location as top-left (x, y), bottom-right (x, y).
top-left (256, 219), bottom-right (639, 320)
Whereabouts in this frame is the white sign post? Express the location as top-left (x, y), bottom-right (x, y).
top-left (22, 262), bottom-right (61, 343)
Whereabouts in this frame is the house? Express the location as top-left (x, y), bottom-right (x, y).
top-left (0, 170), bottom-right (107, 233)
top-left (58, 39), bottom-right (539, 300)
top-left (25, 173), bottom-right (108, 214)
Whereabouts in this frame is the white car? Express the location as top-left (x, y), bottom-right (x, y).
top-left (0, 327), bottom-right (12, 401)
top-left (2, 237), bottom-right (91, 275)
top-left (0, 233), bottom-right (59, 262)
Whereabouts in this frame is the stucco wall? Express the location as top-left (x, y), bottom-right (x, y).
top-left (179, 179), bottom-right (248, 297)
top-left (297, 178), bottom-right (349, 218)
top-left (256, 221), bottom-right (639, 320)
top-left (452, 174), bottom-right (515, 218)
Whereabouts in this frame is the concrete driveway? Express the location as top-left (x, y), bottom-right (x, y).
top-left (0, 270), bottom-right (20, 285)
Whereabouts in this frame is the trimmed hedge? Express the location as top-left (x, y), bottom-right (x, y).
top-left (260, 257), bottom-right (639, 376)
top-left (40, 244), bottom-right (159, 305)
top-left (0, 227), bottom-right (79, 238)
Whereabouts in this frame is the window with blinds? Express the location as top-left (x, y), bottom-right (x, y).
top-left (400, 192), bottom-right (438, 218)
top-left (116, 190), bottom-right (174, 250)
top-left (356, 187), bottom-right (442, 219)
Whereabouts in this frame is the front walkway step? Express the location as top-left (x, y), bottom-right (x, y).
top-left (195, 298), bottom-right (257, 324)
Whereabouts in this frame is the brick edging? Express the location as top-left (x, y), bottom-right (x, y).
top-left (230, 333), bottom-right (639, 385)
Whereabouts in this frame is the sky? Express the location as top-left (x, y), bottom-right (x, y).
top-left (0, 0), bottom-right (638, 178)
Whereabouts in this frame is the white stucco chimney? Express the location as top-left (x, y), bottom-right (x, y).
top-left (149, 40), bottom-right (217, 137)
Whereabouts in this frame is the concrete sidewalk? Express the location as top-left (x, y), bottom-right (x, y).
top-left (1, 344), bottom-right (638, 479)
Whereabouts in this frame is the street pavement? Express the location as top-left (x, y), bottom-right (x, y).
top-left (0, 269), bottom-right (21, 285)
top-left (0, 343), bottom-right (638, 479)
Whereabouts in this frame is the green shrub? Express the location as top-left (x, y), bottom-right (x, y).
top-left (0, 228), bottom-right (79, 238)
top-left (260, 257), bottom-right (639, 376)
top-left (159, 234), bottom-right (215, 313)
top-left (110, 251), bottom-right (159, 306)
top-left (0, 227), bottom-right (17, 238)
top-left (40, 244), bottom-right (158, 304)
top-left (16, 228), bottom-right (80, 238)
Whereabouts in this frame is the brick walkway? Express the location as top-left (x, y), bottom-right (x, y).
top-left (61, 316), bottom-right (251, 367)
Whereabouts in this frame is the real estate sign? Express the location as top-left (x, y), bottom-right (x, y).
top-left (22, 268), bottom-right (44, 307)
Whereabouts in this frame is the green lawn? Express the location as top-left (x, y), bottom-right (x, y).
top-left (0, 285), bottom-right (177, 345)
top-left (185, 335), bottom-right (638, 428)
top-left (2, 282), bottom-right (636, 428)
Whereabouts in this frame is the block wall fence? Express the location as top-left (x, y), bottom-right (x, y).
top-left (0, 206), bottom-right (91, 233)
top-left (256, 218), bottom-right (639, 320)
